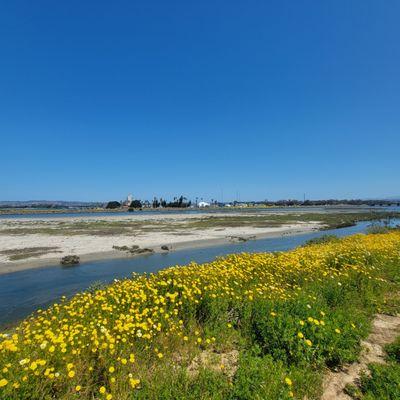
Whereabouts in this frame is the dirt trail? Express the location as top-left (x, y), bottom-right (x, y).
top-left (321, 314), bottom-right (400, 400)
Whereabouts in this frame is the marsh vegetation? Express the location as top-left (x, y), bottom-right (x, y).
top-left (0, 212), bottom-right (398, 237)
top-left (0, 247), bottom-right (61, 261)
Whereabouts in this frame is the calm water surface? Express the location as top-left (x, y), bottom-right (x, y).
top-left (1, 218), bottom-right (399, 327)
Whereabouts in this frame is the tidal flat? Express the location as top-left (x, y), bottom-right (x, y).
top-left (0, 209), bottom-right (398, 273)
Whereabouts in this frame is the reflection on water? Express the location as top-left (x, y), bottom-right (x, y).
top-left (0, 219), bottom-right (399, 327)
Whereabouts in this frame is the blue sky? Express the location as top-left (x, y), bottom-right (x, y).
top-left (0, 1), bottom-right (399, 202)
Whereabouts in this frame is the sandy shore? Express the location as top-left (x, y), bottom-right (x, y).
top-left (0, 212), bottom-right (321, 275)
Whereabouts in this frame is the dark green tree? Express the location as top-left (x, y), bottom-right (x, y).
top-left (105, 201), bottom-right (121, 209)
top-left (129, 200), bottom-right (142, 209)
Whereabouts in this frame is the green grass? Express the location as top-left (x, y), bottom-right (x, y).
top-left (303, 234), bottom-right (339, 246)
top-left (358, 362), bottom-right (400, 399)
top-left (345, 322), bottom-right (400, 399)
top-left (345, 337), bottom-right (400, 399)
top-left (186, 211), bottom-right (400, 230)
top-left (0, 246), bottom-right (61, 261)
top-left (366, 224), bottom-right (400, 235)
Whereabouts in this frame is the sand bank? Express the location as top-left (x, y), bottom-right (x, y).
top-left (0, 212), bottom-right (321, 274)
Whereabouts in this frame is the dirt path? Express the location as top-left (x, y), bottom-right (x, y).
top-left (321, 314), bottom-right (400, 400)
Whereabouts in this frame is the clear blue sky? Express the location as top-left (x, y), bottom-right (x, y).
top-left (1, 1), bottom-right (399, 202)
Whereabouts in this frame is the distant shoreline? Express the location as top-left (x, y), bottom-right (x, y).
top-left (0, 207), bottom-right (125, 215)
top-left (0, 203), bottom-right (395, 216)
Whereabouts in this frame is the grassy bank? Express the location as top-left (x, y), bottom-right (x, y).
top-left (345, 335), bottom-right (400, 399)
top-left (184, 211), bottom-right (400, 230)
top-left (1, 231), bottom-right (400, 399)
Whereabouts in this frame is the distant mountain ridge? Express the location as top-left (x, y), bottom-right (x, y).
top-left (0, 200), bottom-right (103, 207)
top-left (384, 196), bottom-right (400, 201)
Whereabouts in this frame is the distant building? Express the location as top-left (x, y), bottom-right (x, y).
top-left (122, 194), bottom-right (133, 207)
top-left (198, 201), bottom-right (210, 208)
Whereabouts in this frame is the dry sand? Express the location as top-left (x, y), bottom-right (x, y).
top-left (0, 212), bottom-right (320, 274)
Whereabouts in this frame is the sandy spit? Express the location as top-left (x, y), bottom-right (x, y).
top-left (0, 213), bottom-right (320, 275)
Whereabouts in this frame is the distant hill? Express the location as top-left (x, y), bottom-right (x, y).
top-left (0, 200), bottom-right (104, 208)
top-left (384, 196), bottom-right (400, 201)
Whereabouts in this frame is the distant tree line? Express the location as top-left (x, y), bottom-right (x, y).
top-left (105, 195), bottom-right (192, 211)
top-left (152, 196), bottom-right (191, 208)
top-left (261, 199), bottom-right (400, 207)
top-left (104, 198), bottom-right (400, 211)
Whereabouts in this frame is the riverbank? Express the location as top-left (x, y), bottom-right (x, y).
top-left (0, 222), bottom-right (319, 275)
top-left (1, 231), bottom-right (399, 399)
top-left (3, 219), bottom-right (395, 330)
top-left (1, 210), bottom-right (398, 275)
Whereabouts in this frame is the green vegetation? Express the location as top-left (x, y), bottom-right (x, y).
top-left (185, 211), bottom-right (400, 230)
top-left (345, 338), bottom-right (400, 399)
top-left (366, 224), bottom-right (400, 235)
top-left (385, 336), bottom-right (400, 363)
top-left (0, 220), bottom-right (156, 236)
top-left (303, 234), bottom-right (339, 246)
top-left (0, 247), bottom-right (61, 261)
top-left (105, 201), bottom-right (121, 209)
top-left (0, 211), bottom-right (398, 237)
top-left (129, 200), bottom-right (142, 210)
top-left (1, 232), bottom-right (400, 399)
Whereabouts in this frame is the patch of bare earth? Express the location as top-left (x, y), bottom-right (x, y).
top-left (321, 314), bottom-right (400, 400)
top-left (187, 349), bottom-right (239, 380)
